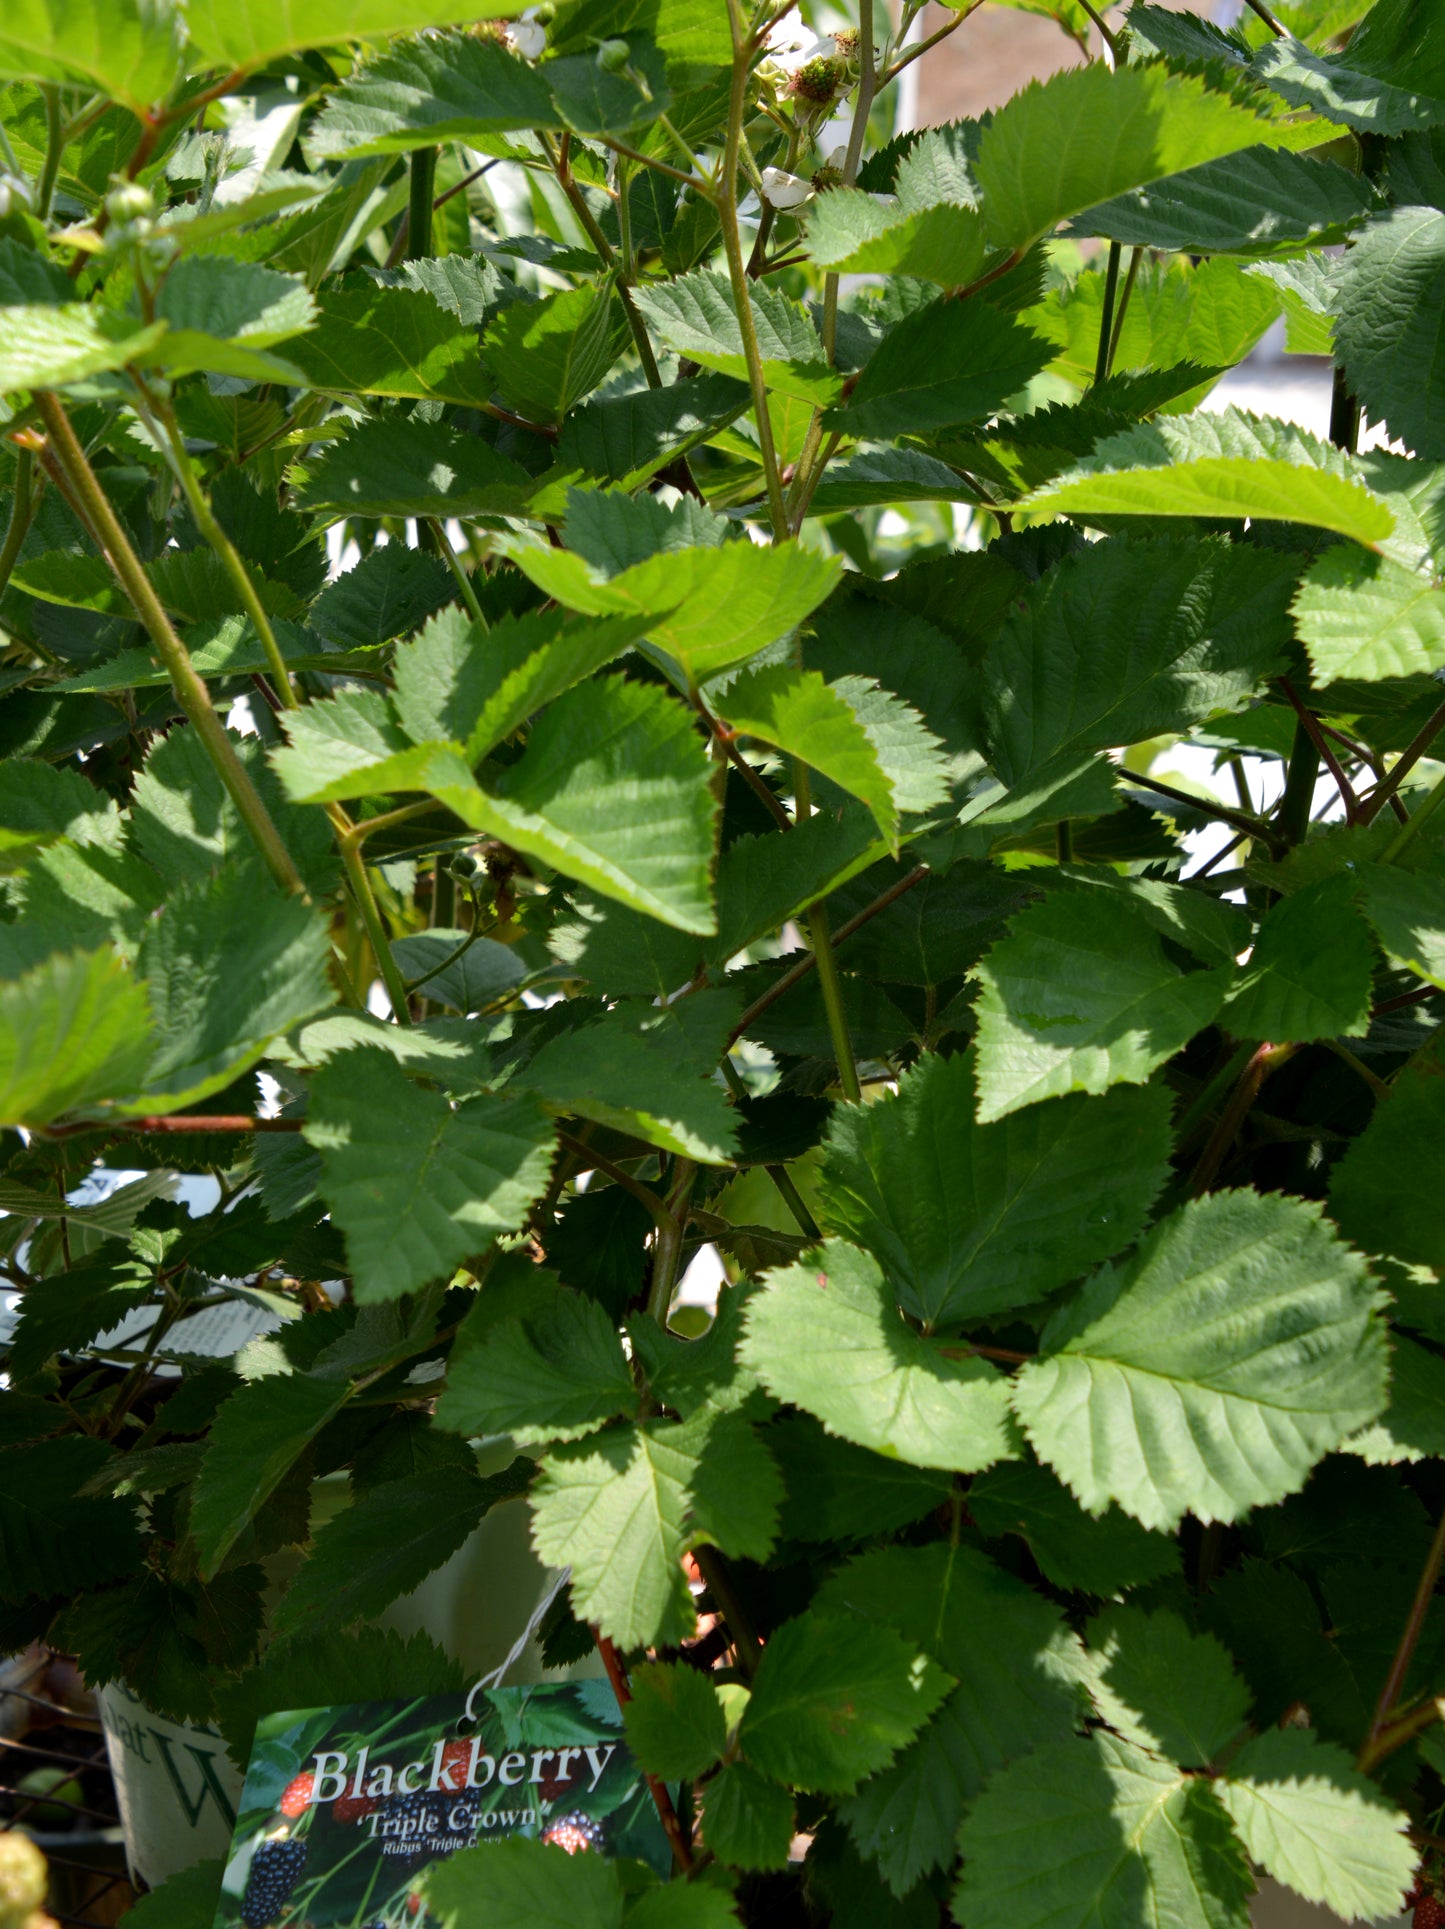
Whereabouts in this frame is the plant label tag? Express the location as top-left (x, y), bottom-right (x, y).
top-left (211, 1683), bottom-right (669, 1927)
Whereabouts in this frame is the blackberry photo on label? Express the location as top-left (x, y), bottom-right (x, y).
top-left (240, 1836), bottom-right (308, 1927)
top-left (542, 1810), bottom-right (605, 1855)
top-left (382, 1788), bottom-right (450, 1855)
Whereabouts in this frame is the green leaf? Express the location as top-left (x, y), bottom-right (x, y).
top-left (771, 1417), bottom-right (951, 1545)
top-left (1252, 31), bottom-right (1445, 135)
top-left (1330, 1064), bottom-right (1445, 1267)
top-left (739, 1611), bottom-right (953, 1795)
top-left (306, 29), bottom-right (561, 160)
top-left (531, 1408), bottom-right (781, 1647)
top-left (1333, 207), bottom-right (1445, 460)
top-left (423, 1835), bottom-right (623, 1929)
top-left (0, 1437), bottom-right (142, 1602)
top-left (971, 894), bottom-right (1227, 1122)
top-left (805, 189), bottom-right (987, 287)
top-left (311, 545), bottom-right (454, 649)
top-left (623, 1661), bottom-right (728, 1780)
top-left (700, 1761), bottom-right (795, 1872)
top-left (741, 1240), bottom-right (1018, 1471)
top-left (185, 0), bottom-right (520, 72)
top-left (7, 1256), bottom-right (156, 1379)
top-left (554, 372), bottom-right (750, 492)
top-left (631, 270), bottom-right (839, 405)
top-left (393, 605), bottom-right (649, 763)
top-left (147, 254), bottom-right (315, 383)
top-left (1294, 542), bottom-right (1445, 684)
top-left (1348, 1330), bottom-right (1445, 1464)
top-left (0, 0), bottom-right (182, 112)
top-left (1087, 1606), bottom-right (1251, 1765)
top-left (0, 303), bottom-right (166, 396)
top-left (954, 1730), bottom-right (1253, 1929)
top-left (442, 675), bottom-right (720, 933)
top-left (825, 298), bottom-right (1052, 440)
top-left (390, 927), bottom-right (526, 1012)
top-left (305, 1048), bottom-right (557, 1300)
top-left (435, 1281), bottom-right (636, 1442)
top-left (1359, 864), bottom-right (1445, 990)
top-left (626, 1887), bottom-right (740, 1929)
top-left (483, 284), bottom-right (627, 425)
top-left (975, 62), bottom-right (1285, 248)
top-left (1216, 1729), bottom-right (1414, 1921)
top-left (1013, 1189), bottom-right (1387, 1531)
top-left (1223, 878), bottom-right (1376, 1043)
top-left (820, 1055), bottom-right (1173, 1328)
top-left (271, 688), bottom-right (473, 805)
top-left (564, 486), bottom-right (731, 575)
top-left (1075, 146), bottom-right (1373, 256)
top-left (282, 279), bottom-right (494, 406)
top-left (1028, 254), bottom-right (1279, 392)
top-left (968, 1459), bottom-right (1179, 1595)
top-left (133, 869), bottom-right (335, 1111)
top-left (293, 417), bottom-right (532, 518)
top-left (271, 1466), bottom-right (496, 1637)
top-left (1020, 408), bottom-right (1396, 546)
top-left (522, 989), bottom-right (740, 1163)
top-left (0, 758), bottom-right (109, 872)
top-left (817, 1541), bottom-right (1092, 1892)
top-left (190, 1371), bottom-right (352, 1577)
top-left (129, 723), bottom-right (336, 897)
top-left (111, 1861), bottom-right (222, 1929)
top-left (509, 534), bottom-right (842, 684)
top-left (716, 666), bottom-right (897, 848)
top-left (0, 949), bottom-right (151, 1127)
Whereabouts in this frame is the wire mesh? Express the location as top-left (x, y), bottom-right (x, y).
top-left (0, 1648), bottom-right (133, 1928)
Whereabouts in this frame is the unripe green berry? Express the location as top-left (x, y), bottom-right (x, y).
top-left (105, 181), bottom-right (155, 225)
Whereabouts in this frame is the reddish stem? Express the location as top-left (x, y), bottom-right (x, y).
top-left (593, 1634), bottom-right (695, 1871)
top-left (1359, 1508), bottom-right (1445, 1772)
top-left (1279, 680), bottom-right (1357, 824)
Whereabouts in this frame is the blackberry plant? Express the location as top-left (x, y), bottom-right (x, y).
top-left (1, 0), bottom-right (1445, 1924)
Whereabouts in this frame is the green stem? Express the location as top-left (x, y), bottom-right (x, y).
top-left (427, 516), bottom-right (486, 625)
top-left (541, 132), bottom-right (663, 390)
top-left (0, 448), bottom-right (36, 603)
top-left (721, 0), bottom-right (790, 537)
top-left (694, 1545), bottom-right (763, 1679)
top-left (1360, 696), bottom-right (1445, 826)
top-left (334, 821), bottom-right (413, 1024)
top-left (1104, 245), bottom-right (1143, 378)
top-left (646, 1160), bottom-right (696, 1323)
top-left (1323, 1039), bottom-right (1391, 1102)
top-left (1277, 722), bottom-right (1321, 850)
top-left (36, 391), bottom-right (305, 896)
top-left (149, 389), bottom-right (300, 708)
top-left (808, 897), bottom-right (861, 1103)
top-left (1093, 242), bottom-right (1122, 388)
top-left (36, 86), bottom-right (64, 222)
top-left (765, 1163), bottom-right (821, 1240)
top-left (407, 147), bottom-right (437, 259)
top-left (1381, 768), bottom-right (1445, 864)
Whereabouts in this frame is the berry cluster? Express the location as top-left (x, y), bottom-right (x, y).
top-left (542, 1810), bottom-right (605, 1856)
top-left (240, 1837), bottom-right (308, 1928)
top-left (331, 1790), bottom-right (378, 1825)
top-left (383, 1789), bottom-right (451, 1856)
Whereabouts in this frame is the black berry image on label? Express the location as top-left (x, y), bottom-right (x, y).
top-left (543, 1810), bottom-right (605, 1855)
top-left (241, 1837), bottom-right (308, 1927)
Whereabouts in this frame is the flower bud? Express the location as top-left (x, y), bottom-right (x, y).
top-left (105, 181), bottom-right (155, 226)
top-left (0, 174), bottom-right (33, 220)
top-left (449, 851), bottom-right (486, 885)
top-left (596, 36), bottom-right (630, 70)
